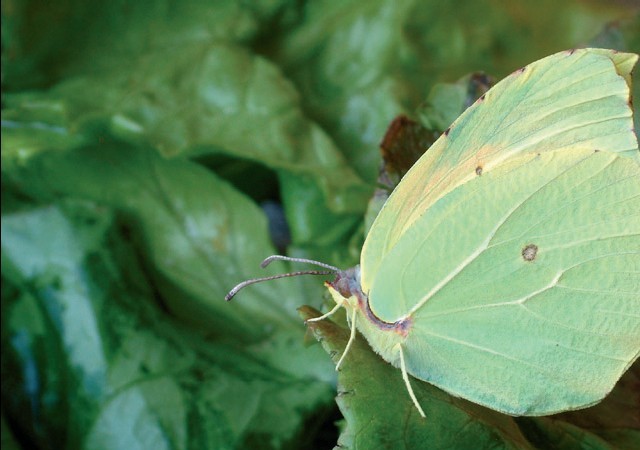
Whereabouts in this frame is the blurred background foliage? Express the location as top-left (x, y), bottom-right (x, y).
top-left (2, 1), bottom-right (639, 449)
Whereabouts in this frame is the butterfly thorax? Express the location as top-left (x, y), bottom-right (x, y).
top-left (327, 266), bottom-right (412, 337)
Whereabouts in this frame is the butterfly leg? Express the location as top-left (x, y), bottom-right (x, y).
top-left (336, 307), bottom-right (358, 370)
top-left (397, 344), bottom-right (426, 418)
top-left (306, 301), bottom-right (343, 323)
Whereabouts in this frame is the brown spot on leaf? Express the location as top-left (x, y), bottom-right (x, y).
top-left (475, 166), bottom-right (483, 176)
top-left (444, 127), bottom-right (451, 136)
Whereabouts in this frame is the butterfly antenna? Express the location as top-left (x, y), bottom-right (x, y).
top-left (225, 255), bottom-right (339, 301)
top-left (261, 255), bottom-right (340, 272)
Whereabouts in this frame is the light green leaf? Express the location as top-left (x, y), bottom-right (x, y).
top-left (2, 40), bottom-right (371, 215)
top-left (5, 143), bottom-right (305, 337)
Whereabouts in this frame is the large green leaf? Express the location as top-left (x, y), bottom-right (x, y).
top-left (3, 141), bottom-right (305, 338)
top-left (1, 41), bottom-right (370, 215)
top-left (1, 202), bottom-right (334, 449)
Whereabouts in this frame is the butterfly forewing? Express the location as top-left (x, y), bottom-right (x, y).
top-left (361, 49), bottom-right (639, 294)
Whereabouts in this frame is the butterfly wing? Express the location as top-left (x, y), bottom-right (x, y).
top-left (361, 49), bottom-right (639, 294)
top-left (363, 149), bottom-right (639, 415)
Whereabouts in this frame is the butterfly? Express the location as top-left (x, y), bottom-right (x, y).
top-left (227, 48), bottom-right (640, 418)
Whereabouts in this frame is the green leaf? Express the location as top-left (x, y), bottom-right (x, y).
top-left (3, 142), bottom-right (306, 338)
top-left (265, 0), bottom-right (417, 182)
top-left (1, 201), bottom-right (335, 449)
top-left (2, 40), bottom-right (371, 215)
top-left (416, 73), bottom-right (493, 133)
top-left (1, 0), bottom-right (289, 90)
top-left (516, 419), bottom-right (616, 450)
